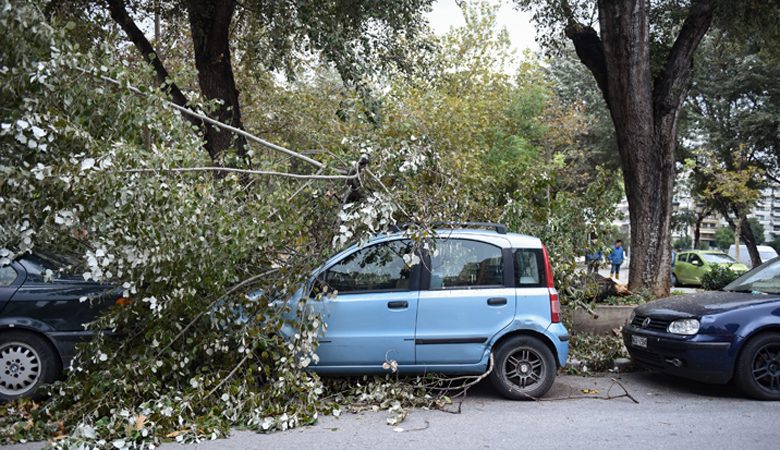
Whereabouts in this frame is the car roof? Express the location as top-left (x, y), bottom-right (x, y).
top-left (680, 250), bottom-right (727, 254)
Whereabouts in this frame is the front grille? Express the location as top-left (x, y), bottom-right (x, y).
top-left (630, 315), bottom-right (672, 333)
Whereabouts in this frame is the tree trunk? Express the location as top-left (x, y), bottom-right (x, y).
top-left (693, 214), bottom-right (704, 249)
top-left (738, 214), bottom-right (762, 267)
top-left (187, 0), bottom-right (247, 164)
top-left (598, 0), bottom-right (673, 298)
top-left (565, 0), bottom-right (713, 297)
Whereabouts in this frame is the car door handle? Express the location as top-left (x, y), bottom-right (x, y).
top-left (387, 300), bottom-right (409, 309)
top-left (487, 297), bottom-right (507, 306)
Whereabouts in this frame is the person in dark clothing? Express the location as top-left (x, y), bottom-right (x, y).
top-left (585, 249), bottom-right (602, 274)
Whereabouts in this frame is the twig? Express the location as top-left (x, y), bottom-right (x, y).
top-left (154, 269), bottom-right (278, 358)
top-left (205, 352), bottom-right (253, 399)
top-left (120, 166), bottom-right (358, 180)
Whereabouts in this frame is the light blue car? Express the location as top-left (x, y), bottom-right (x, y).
top-left (282, 223), bottom-right (568, 400)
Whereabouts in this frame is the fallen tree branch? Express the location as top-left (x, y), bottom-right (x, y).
top-left (120, 166), bottom-right (359, 181)
top-left (154, 269), bottom-right (278, 358)
top-left (76, 67), bottom-right (336, 173)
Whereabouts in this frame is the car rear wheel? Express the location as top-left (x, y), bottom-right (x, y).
top-left (735, 332), bottom-right (780, 401)
top-left (489, 335), bottom-right (556, 400)
top-left (0, 331), bottom-right (60, 401)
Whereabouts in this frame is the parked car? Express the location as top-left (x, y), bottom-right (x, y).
top-left (672, 250), bottom-right (748, 286)
top-left (280, 222), bottom-right (568, 400)
top-left (0, 253), bottom-right (124, 400)
top-left (623, 257), bottom-right (780, 400)
top-left (727, 245), bottom-right (779, 268)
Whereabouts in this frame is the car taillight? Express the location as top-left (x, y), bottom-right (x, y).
top-left (115, 296), bottom-right (132, 306)
top-left (542, 244), bottom-right (560, 323)
top-left (549, 290), bottom-right (561, 323)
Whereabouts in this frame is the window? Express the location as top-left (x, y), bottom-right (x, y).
top-left (700, 253), bottom-right (736, 264)
top-left (678, 253), bottom-right (689, 263)
top-left (515, 249), bottom-right (544, 287)
top-left (323, 240), bottom-right (414, 294)
top-left (0, 265), bottom-right (18, 287)
top-left (430, 240), bottom-right (503, 289)
top-left (690, 255), bottom-right (703, 265)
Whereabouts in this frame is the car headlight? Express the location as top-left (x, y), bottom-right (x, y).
top-left (667, 318), bottom-right (700, 335)
top-left (628, 310), bottom-right (636, 324)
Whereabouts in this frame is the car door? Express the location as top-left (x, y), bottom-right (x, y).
top-left (415, 237), bottom-right (515, 365)
top-left (308, 239), bottom-right (420, 367)
top-left (0, 262), bottom-right (25, 315)
top-left (688, 254), bottom-right (705, 283)
top-left (675, 253), bottom-right (690, 284)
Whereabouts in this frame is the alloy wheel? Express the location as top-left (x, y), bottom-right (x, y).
top-left (752, 342), bottom-right (780, 394)
top-left (502, 348), bottom-right (545, 392)
top-left (0, 342), bottom-right (42, 397)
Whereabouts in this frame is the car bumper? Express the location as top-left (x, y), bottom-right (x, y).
top-left (622, 326), bottom-right (734, 384)
top-left (46, 330), bottom-right (98, 370)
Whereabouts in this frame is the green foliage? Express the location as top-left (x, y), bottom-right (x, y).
top-left (714, 226), bottom-right (735, 250)
top-left (567, 333), bottom-right (628, 375)
top-left (673, 235), bottom-right (693, 251)
top-left (769, 237), bottom-right (780, 254)
top-left (748, 218), bottom-right (766, 245)
top-left (701, 265), bottom-right (740, 291)
top-left (601, 290), bottom-right (655, 306)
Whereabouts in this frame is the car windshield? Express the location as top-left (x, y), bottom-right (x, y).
top-left (724, 258), bottom-right (780, 294)
top-left (700, 253), bottom-right (736, 264)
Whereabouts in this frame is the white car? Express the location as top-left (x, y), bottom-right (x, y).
top-left (727, 245), bottom-right (779, 268)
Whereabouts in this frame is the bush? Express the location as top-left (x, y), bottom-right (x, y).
top-left (701, 265), bottom-right (740, 290)
top-left (567, 333), bottom-right (628, 374)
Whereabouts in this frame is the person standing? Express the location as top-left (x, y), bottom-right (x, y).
top-left (585, 248), bottom-right (602, 274)
top-left (609, 240), bottom-right (625, 280)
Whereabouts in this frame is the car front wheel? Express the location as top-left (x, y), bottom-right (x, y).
top-left (489, 335), bottom-right (556, 400)
top-left (735, 332), bottom-right (780, 400)
top-left (0, 331), bottom-right (61, 401)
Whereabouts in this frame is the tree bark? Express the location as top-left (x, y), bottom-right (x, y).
top-left (738, 214), bottom-right (762, 267)
top-left (105, 0), bottom-right (190, 111)
top-left (104, 0), bottom-right (210, 153)
top-left (693, 215), bottom-right (703, 249)
top-left (187, 0), bottom-right (247, 164)
top-left (565, 0), bottom-right (713, 297)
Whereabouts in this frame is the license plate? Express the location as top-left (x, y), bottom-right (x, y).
top-left (631, 335), bottom-right (647, 348)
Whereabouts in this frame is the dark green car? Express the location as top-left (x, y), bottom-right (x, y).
top-left (672, 250), bottom-right (749, 287)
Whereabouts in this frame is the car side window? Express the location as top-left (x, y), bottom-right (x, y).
top-left (430, 240), bottom-right (503, 289)
top-left (690, 255), bottom-right (702, 265)
top-left (515, 249), bottom-right (544, 287)
top-left (322, 240), bottom-right (415, 294)
top-left (679, 253), bottom-right (689, 263)
top-left (0, 265), bottom-right (18, 287)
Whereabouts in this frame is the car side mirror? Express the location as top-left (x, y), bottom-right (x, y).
top-left (692, 260), bottom-right (702, 267)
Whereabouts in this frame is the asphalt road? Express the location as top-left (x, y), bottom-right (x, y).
top-left (9, 372), bottom-right (779, 450)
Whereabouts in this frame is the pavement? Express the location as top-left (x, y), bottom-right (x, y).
top-left (8, 372), bottom-right (780, 450)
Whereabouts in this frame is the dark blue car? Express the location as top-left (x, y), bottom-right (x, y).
top-left (0, 254), bottom-right (122, 400)
top-left (623, 258), bottom-right (780, 400)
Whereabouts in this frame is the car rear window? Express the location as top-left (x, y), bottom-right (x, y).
top-left (515, 249), bottom-right (545, 287)
top-left (429, 240), bottom-right (503, 289)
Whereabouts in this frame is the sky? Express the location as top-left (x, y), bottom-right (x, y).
top-left (427, 0), bottom-right (540, 54)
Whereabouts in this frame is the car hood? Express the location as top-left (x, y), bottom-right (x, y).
top-left (635, 291), bottom-right (780, 318)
